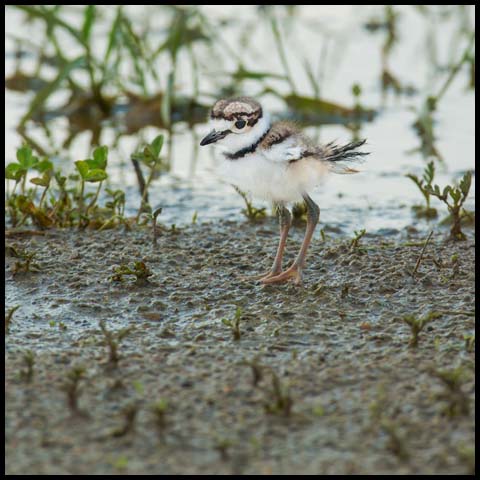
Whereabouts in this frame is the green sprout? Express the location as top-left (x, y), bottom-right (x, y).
top-left (406, 161), bottom-right (438, 218)
top-left (221, 306), bottom-right (242, 341)
top-left (5, 305), bottom-right (20, 333)
top-left (61, 365), bottom-right (87, 415)
top-left (402, 311), bottom-right (441, 347)
top-left (131, 135), bottom-right (166, 222)
top-left (20, 349), bottom-right (35, 382)
top-left (431, 366), bottom-right (471, 417)
top-left (233, 185), bottom-right (267, 222)
top-left (424, 171), bottom-right (473, 240)
top-left (110, 261), bottom-right (153, 285)
top-left (350, 228), bottom-right (367, 250)
top-left (99, 320), bottom-right (134, 365)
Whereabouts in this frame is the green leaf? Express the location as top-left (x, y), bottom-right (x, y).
top-left (75, 160), bottom-right (90, 179)
top-left (81, 5), bottom-right (96, 43)
top-left (30, 171), bottom-right (52, 187)
top-left (84, 169), bottom-right (107, 183)
top-left (16, 145), bottom-right (38, 169)
top-left (5, 163), bottom-right (23, 181)
top-left (92, 145), bottom-right (108, 169)
top-left (150, 135), bottom-right (164, 158)
top-left (34, 159), bottom-right (54, 173)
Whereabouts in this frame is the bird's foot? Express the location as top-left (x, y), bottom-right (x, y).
top-left (238, 268), bottom-right (281, 282)
top-left (260, 264), bottom-right (303, 285)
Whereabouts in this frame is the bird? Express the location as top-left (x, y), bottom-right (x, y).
top-left (200, 96), bottom-right (368, 285)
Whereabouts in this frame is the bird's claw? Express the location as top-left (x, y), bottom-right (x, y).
top-left (260, 265), bottom-right (303, 285)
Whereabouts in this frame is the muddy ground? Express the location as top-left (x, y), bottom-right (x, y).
top-left (5, 219), bottom-right (475, 475)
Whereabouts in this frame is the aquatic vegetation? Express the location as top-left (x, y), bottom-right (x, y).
top-left (402, 311), bottom-right (441, 347)
top-left (430, 366), bottom-right (471, 417)
top-left (151, 207), bottom-right (163, 246)
top-left (232, 186), bottom-right (267, 222)
top-left (19, 350), bottom-right (35, 382)
top-left (221, 306), bottom-right (242, 341)
top-left (423, 171), bottom-right (473, 240)
top-left (10, 247), bottom-right (41, 276)
top-left (110, 261), bottom-right (153, 285)
top-left (5, 305), bottom-right (20, 334)
top-left (61, 365), bottom-right (87, 415)
top-left (98, 320), bottom-right (134, 365)
top-left (406, 162), bottom-right (438, 219)
top-left (5, 144), bottom-right (133, 230)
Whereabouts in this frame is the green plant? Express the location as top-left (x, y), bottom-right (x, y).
top-left (233, 185), bottom-right (267, 222)
top-left (99, 320), bottom-right (134, 365)
top-left (131, 135), bottom-right (166, 222)
top-left (424, 171), bottom-right (473, 240)
top-left (221, 306), bottom-right (242, 341)
top-left (431, 366), bottom-right (470, 417)
top-left (402, 311), bottom-right (441, 347)
top-left (20, 350), bottom-right (35, 382)
top-left (151, 399), bottom-right (170, 430)
top-left (464, 334), bottom-right (475, 353)
top-left (110, 261), bottom-right (153, 285)
top-left (406, 161), bottom-right (438, 218)
top-left (62, 365), bottom-right (87, 415)
top-left (5, 305), bottom-right (20, 333)
top-left (350, 229), bottom-right (367, 250)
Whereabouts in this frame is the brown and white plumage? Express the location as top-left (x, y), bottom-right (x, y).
top-left (200, 97), bottom-right (369, 284)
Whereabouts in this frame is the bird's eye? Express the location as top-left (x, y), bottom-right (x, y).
top-left (235, 120), bottom-right (246, 129)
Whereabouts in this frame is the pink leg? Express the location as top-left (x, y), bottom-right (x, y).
top-left (262, 194), bottom-right (319, 285)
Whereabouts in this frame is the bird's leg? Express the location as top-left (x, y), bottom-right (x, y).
top-left (257, 205), bottom-right (292, 281)
top-left (262, 194), bottom-right (319, 285)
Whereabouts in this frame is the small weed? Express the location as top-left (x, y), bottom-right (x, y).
top-left (61, 365), bottom-right (87, 415)
top-left (406, 161), bottom-right (438, 219)
top-left (5, 305), bottom-right (20, 333)
top-left (221, 306), bottom-right (242, 341)
top-left (11, 248), bottom-right (41, 276)
top-left (424, 171), bottom-right (473, 240)
top-left (233, 185), bottom-right (267, 222)
top-left (350, 229), bottom-right (367, 250)
top-left (131, 135), bottom-right (166, 222)
top-left (213, 436), bottom-right (233, 461)
top-left (19, 349), bottom-right (35, 382)
top-left (402, 311), bottom-right (441, 347)
top-left (99, 320), bottom-right (134, 365)
top-left (110, 260), bottom-right (153, 285)
top-left (430, 366), bottom-right (471, 417)
top-left (263, 371), bottom-right (293, 417)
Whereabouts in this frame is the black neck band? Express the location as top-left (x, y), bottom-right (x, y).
top-left (225, 127), bottom-right (271, 160)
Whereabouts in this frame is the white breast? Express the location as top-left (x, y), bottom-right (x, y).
top-left (217, 150), bottom-right (329, 204)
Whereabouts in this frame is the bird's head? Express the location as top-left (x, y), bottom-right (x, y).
top-left (200, 97), bottom-right (270, 153)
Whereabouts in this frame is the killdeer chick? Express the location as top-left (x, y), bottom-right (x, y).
top-left (200, 96), bottom-right (368, 285)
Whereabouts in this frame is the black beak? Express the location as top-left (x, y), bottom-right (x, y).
top-left (200, 129), bottom-right (229, 146)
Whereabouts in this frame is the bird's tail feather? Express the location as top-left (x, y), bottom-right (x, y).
top-left (320, 139), bottom-right (369, 174)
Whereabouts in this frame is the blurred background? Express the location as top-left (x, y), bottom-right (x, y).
top-left (4, 5), bottom-right (475, 233)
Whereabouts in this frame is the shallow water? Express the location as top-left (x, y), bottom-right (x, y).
top-left (4, 5), bottom-right (475, 233)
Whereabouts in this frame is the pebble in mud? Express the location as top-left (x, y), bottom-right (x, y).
top-left (5, 220), bottom-right (476, 475)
